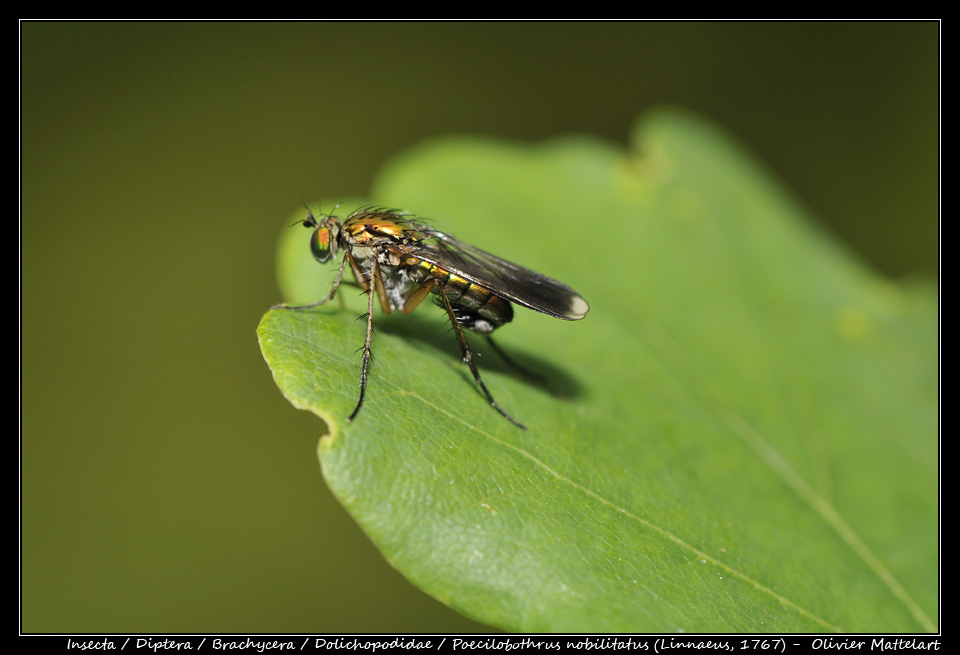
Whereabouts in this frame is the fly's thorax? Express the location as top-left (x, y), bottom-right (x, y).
top-left (383, 249), bottom-right (404, 267)
top-left (342, 245), bottom-right (418, 312)
top-left (349, 245), bottom-right (375, 262)
top-left (342, 210), bottom-right (422, 247)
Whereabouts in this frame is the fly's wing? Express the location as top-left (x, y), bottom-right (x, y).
top-left (401, 223), bottom-right (589, 321)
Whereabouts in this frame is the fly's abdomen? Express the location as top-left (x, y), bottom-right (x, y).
top-left (409, 259), bottom-right (514, 334)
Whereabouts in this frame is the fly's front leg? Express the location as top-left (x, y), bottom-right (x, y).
top-left (348, 255), bottom-right (380, 422)
top-left (271, 253), bottom-right (350, 311)
top-left (435, 282), bottom-right (526, 430)
top-left (348, 251), bottom-right (394, 316)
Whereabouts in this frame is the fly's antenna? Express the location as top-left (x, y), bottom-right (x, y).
top-left (315, 201), bottom-right (344, 218)
top-left (287, 198), bottom-right (318, 228)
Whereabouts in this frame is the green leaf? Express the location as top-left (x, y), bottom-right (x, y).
top-left (258, 109), bottom-right (937, 632)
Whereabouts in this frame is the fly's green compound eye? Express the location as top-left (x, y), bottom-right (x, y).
top-left (310, 226), bottom-right (334, 263)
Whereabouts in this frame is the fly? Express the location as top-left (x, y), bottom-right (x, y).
top-left (273, 207), bottom-right (589, 429)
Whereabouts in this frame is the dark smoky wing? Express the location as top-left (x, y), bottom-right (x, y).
top-left (404, 229), bottom-right (589, 321)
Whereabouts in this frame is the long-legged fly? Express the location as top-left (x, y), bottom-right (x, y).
top-left (273, 207), bottom-right (589, 429)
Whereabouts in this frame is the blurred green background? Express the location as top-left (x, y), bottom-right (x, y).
top-left (21, 22), bottom-right (938, 633)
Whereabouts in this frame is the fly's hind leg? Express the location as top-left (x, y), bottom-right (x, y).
top-left (435, 282), bottom-right (526, 430)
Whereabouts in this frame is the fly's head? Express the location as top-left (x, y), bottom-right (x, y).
top-left (301, 210), bottom-right (343, 264)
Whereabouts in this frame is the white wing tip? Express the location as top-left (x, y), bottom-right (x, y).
top-left (565, 295), bottom-right (590, 320)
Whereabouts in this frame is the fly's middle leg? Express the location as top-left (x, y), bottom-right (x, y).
top-left (348, 255), bottom-right (380, 421)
